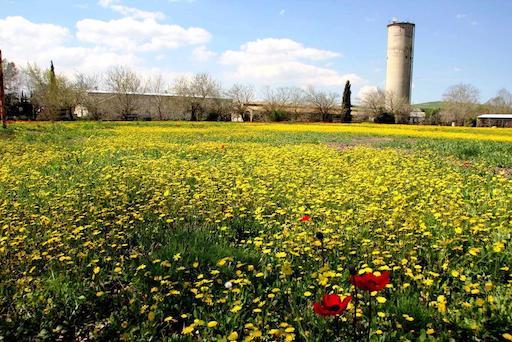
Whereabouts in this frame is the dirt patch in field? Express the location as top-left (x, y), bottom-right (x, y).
top-left (490, 167), bottom-right (512, 178)
top-left (327, 137), bottom-right (394, 151)
top-left (454, 160), bottom-right (512, 178)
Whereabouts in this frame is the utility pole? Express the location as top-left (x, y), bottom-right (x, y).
top-left (0, 50), bottom-right (6, 129)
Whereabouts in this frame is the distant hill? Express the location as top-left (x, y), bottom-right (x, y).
top-left (414, 101), bottom-right (445, 110)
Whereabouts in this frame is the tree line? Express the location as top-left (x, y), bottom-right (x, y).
top-left (359, 85), bottom-right (512, 126)
top-left (1, 60), bottom-right (353, 123)
top-left (3, 57), bottom-right (511, 125)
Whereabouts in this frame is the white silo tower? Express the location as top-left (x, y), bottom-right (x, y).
top-left (385, 20), bottom-right (415, 104)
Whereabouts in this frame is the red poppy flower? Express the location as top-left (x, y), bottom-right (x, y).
top-left (313, 294), bottom-right (352, 317)
top-left (350, 271), bottom-right (390, 292)
top-left (300, 215), bottom-right (311, 222)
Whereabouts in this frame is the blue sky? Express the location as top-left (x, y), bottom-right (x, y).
top-left (1, 0), bottom-right (511, 103)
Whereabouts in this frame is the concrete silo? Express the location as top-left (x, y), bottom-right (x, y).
top-left (385, 21), bottom-right (415, 104)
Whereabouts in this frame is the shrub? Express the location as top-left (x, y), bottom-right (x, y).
top-left (374, 112), bottom-right (395, 124)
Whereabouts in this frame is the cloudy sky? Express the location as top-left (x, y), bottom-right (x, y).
top-left (1, 0), bottom-right (511, 103)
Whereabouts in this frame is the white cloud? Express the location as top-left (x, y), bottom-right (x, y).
top-left (222, 38), bottom-right (341, 63)
top-left (192, 46), bottom-right (217, 62)
top-left (98, 0), bottom-right (114, 6)
top-left (0, 16), bottom-right (138, 77)
top-left (0, 16), bottom-right (70, 53)
top-left (220, 38), bottom-right (361, 87)
top-left (76, 17), bottom-right (211, 52)
top-left (88, 0), bottom-right (211, 53)
top-left (456, 13), bottom-right (467, 19)
top-left (0, 13), bottom-right (212, 88)
top-left (0, 0), bottom-right (213, 80)
top-left (99, 0), bottom-right (165, 20)
top-left (279, 9), bottom-right (285, 16)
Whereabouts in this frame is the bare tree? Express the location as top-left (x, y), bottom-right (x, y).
top-left (2, 57), bottom-right (20, 96)
top-left (0, 52), bottom-right (6, 128)
top-left (359, 87), bottom-right (386, 119)
top-left (287, 87), bottom-right (307, 121)
top-left (359, 88), bottom-right (411, 123)
top-left (105, 66), bottom-right (141, 120)
top-left (496, 88), bottom-right (512, 107)
top-left (226, 83), bottom-right (255, 121)
top-left (386, 90), bottom-right (412, 124)
top-left (261, 86), bottom-right (292, 121)
top-left (1, 54), bottom-right (21, 126)
top-left (487, 88), bottom-right (512, 113)
top-left (441, 83), bottom-right (480, 126)
top-left (305, 86), bottom-right (339, 122)
top-left (74, 73), bottom-right (104, 120)
top-left (172, 73), bottom-right (222, 121)
top-left (144, 74), bottom-right (168, 120)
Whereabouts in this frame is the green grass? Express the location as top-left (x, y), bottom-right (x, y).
top-left (378, 137), bottom-right (512, 168)
top-left (1, 121), bottom-right (512, 341)
top-left (414, 101), bottom-right (445, 110)
top-left (5, 121), bottom-right (512, 168)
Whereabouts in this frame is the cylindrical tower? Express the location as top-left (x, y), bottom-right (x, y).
top-left (385, 21), bottom-right (415, 104)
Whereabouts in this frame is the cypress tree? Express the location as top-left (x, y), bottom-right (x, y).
top-left (342, 80), bottom-right (352, 123)
top-left (50, 61), bottom-right (57, 89)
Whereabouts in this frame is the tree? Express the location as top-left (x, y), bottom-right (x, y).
top-left (2, 57), bottom-right (19, 96)
top-left (226, 83), bottom-right (255, 121)
top-left (25, 62), bottom-right (78, 120)
top-left (487, 88), bottom-right (512, 113)
top-left (144, 75), bottom-right (168, 120)
top-left (495, 88), bottom-right (512, 107)
top-left (0, 51), bottom-right (6, 128)
top-left (172, 73), bottom-right (222, 121)
top-left (287, 87), bottom-right (307, 121)
top-left (1, 55), bottom-right (23, 124)
top-left (305, 86), bottom-right (339, 122)
top-left (385, 90), bottom-right (412, 124)
top-left (74, 73), bottom-right (104, 120)
top-left (359, 88), bottom-right (412, 124)
top-left (105, 66), bottom-right (142, 120)
top-left (360, 87), bottom-right (386, 119)
top-left (341, 80), bottom-right (352, 123)
top-left (261, 86), bottom-right (292, 121)
top-left (441, 83), bottom-right (480, 126)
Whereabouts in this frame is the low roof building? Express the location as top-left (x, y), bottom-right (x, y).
top-left (477, 114), bottom-right (512, 127)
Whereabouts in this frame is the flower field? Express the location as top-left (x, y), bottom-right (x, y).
top-left (1, 122), bottom-right (511, 341)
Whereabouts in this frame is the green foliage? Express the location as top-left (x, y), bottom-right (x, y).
top-left (342, 80), bottom-right (352, 123)
top-left (423, 108), bottom-right (441, 125)
top-left (25, 63), bottom-right (79, 121)
top-left (269, 109), bottom-right (289, 122)
top-left (415, 101), bottom-right (445, 110)
top-left (374, 112), bottom-right (395, 124)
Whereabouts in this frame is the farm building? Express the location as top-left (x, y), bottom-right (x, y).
top-left (78, 91), bottom-right (371, 122)
top-left (477, 114), bottom-right (512, 127)
top-left (78, 91), bottom-right (232, 121)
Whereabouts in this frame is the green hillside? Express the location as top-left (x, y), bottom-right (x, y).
top-left (414, 101), bottom-right (445, 110)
